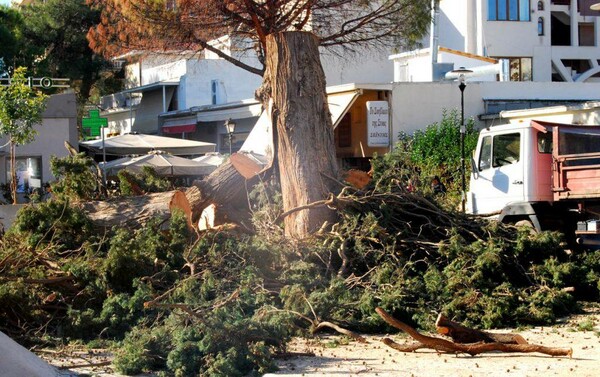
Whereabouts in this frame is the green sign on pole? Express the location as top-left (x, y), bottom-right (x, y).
top-left (82, 109), bottom-right (108, 140)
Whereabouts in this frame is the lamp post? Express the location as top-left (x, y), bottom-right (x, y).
top-left (224, 118), bottom-right (236, 155)
top-left (450, 67), bottom-right (473, 213)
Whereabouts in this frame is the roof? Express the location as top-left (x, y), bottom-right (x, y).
top-left (121, 80), bottom-right (180, 94)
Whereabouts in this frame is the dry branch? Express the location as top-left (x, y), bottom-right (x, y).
top-left (376, 308), bottom-right (572, 357)
top-left (312, 321), bottom-right (368, 343)
top-left (435, 314), bottom-right (528, 344)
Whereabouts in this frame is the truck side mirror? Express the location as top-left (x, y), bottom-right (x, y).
top-left (470, 157), bottom-right (478, 179)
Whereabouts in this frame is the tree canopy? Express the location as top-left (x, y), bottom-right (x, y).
top-left (18, 0), bottom-right (112, 105)
top-left (87, 0), bottom-right (432, 75)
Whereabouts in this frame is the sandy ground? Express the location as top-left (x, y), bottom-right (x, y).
top-left (38, 311), bottom-right (599, 377)
top-left (266, 312), bottom-right (600, 377)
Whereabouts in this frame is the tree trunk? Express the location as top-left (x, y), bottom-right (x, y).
top-left (10, 141), bottom-right (17, 205)
top-left (257, 31), bottom-right (339, 238)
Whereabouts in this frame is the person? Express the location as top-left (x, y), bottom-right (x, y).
top-left (431, 176), bottom-right (446, 194)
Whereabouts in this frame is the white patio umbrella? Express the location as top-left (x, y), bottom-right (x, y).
top-left (192, 152), bottom-right (226, 167)
top-left (80, 133), bottom-right (216, 156)
top-left (100, 151), bottom-right (216, 177)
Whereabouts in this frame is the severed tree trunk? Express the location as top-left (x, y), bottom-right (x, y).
top-left (184, 159), bottom-right (252, 225)
top-left (256, 31), bottom-right (339, 238)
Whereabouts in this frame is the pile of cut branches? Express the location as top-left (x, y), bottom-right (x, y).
top-left (0, 153), bottom-right (598, 376)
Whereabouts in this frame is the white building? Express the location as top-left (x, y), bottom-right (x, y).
top-left (0, 92), bottom-right (79, 202)
top-left (98, 35), bottom-right (393, 154)
top-left (388, 0), bottom-right (600, 137)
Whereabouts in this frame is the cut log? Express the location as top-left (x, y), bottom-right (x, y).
top-left (376, 308), bottom-right (572, 357)
top-left (184, 160), bottom-right (254, 225)
top-left (435, 314), bottom-right (528, 344)
top-left (79, 190), bottom-right (178, 229)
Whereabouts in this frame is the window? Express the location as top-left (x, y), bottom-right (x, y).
top-left (488, 0), bottom-right (530, 21)
top-left (220, 132), bottom-right (250, 153)
top-left (538, 17), bottom-right (544, 35)
top-left (479, 136), bottom-right (492, 171)
top-left (537, 132), bottom-right (552, 153)
top-left (493, 133), bottom-right (521, 167)
top-left (503, 57), bottom-right (532, 81)
top-left (211, 80), bottom-right (218, 105)
top-left (6, 157), bottom-right (42, 193)
top-left (537, 1), bottom-right (544, 11)
top-left (478, 133), bottom-right (521, 170)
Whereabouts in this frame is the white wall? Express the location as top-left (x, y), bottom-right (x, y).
top-left (391, 81), bottom-right (600, 137)
top-left (321, 48), bottom-right (394, 85)
top-left (0, 118), bottom-right (76, 187)
top-left (182, 59), bottom-right (263, 108)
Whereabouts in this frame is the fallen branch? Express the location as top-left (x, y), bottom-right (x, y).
top-left (312, 321), bottom-right (368, 343)
top-left (376, 308), bottom-right (572, 357)
top-left (435, 314), bottom-right (528, 344)
top-left (0, 275), bottom-right (74, 285)
top-left (58, 361), bottom-right (112, 370)
top-left (381, 337), bottom-right (453, 353)
top-left (274, 195), bottom-right (335, 224)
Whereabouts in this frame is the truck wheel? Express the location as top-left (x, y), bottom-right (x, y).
top-left (515, 220), bottom-right (538, 234)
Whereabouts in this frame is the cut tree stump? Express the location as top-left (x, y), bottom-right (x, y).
top-left (376, 308), bottom-right (572, 357)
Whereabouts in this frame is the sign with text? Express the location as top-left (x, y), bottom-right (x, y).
top-left (366, 101), bottom-right (390, 147)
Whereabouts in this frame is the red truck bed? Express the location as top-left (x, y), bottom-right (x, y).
top-left (549, 123), bottom-right (600, 201)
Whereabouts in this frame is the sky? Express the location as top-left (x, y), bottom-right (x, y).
top-left (0, 0), bottom-right (11, 7)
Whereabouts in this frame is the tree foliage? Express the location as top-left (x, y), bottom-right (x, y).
top-left (50, 152), bottom-right (100, 201)
top-left (0, 6), bottom-right (24, 72)
top-left (18, 0), bottom-right (115, 105)
top-left (0, 66), bottom-right (47, 203)
top-left (87, 0), bottom-right (432, 75)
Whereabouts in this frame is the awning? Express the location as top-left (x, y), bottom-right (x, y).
top-left (162, 115), bottom-right (198, 134)
top-left (196, 103), bottom-right (263, 123)
top-left (328, 90), bottom-right (360, 129)
top-left (163, 124), bottom-right (196, 134)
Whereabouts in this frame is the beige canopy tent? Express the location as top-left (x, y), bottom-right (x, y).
top-left (100, 151), bottom-right (216, 177)
top-left (80, 133), bottom-right (216, 156)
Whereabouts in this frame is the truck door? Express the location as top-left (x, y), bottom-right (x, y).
top-left (469, 131), bottom-right (525, 214)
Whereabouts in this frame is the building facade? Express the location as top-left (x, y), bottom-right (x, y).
top-left (388, 0), bottom-right (600, 137)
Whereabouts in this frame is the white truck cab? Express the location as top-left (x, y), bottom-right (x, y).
top-left (468, 122), bottom-right (552, 216)
top-left (467, 120), bottom-right (600, 247)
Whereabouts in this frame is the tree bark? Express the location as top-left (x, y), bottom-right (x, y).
top-left (79, 190), bottom-right (179, 229)
top-left (257, 31), bottom-right (339, 238)
top-left (435, 314), bottom-right (528, 345)
top-left (184, 159), bottom-right (252, 225)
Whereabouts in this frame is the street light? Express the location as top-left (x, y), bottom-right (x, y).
top-left (224, 118), bottom-right (236, 155)
top-left (450, 66), bottom-right (473, 213)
